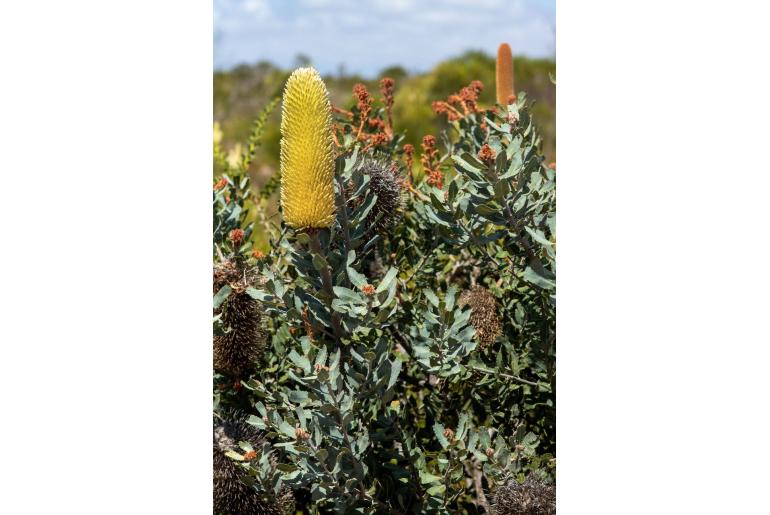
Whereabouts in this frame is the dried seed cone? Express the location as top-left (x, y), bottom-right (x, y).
top-left (459, 286), bottom-right (502, 348)
top-left (213, 260), bottom-right (265, 378)
top-left (355, 160), bottom-right (404, 234)
top-left (213, 292), bottom-right (264, 378)
top-left (280, 67), bottom-right (336, 229)
top-left (213, 413), bottom-right (294, 515)
top-left (492, 476), bottom-right (556, 515)
top-left (496, 43), bottom-right (515, 106)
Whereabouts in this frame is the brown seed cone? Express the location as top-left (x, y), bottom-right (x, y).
top-left (492, 476), bottom-right (556, 515)
top-left (214, 291), bottom-right (265, 378)
top-left (459, 286), bottom-right (503, 348)
top-left (214, 413), bottom-right (294, 515)
top-left (213, 259), bottom-right (241, 294)
top-left (496, 43), bottom-right (515, 106)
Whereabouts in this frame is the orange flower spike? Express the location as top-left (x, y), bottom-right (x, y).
top-left (496, 43), bottom-right (515, 106)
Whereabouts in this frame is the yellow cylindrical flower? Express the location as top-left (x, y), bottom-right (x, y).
top-left (496, 43), bottom-right (515, 106)
top-left (280, 67), bottom-right (336, 229)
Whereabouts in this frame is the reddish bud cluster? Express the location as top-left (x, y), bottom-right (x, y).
top-left (252, 249), bottom-right (265, 259)
top-left (421, 135), bottom-right (443, 189)
top-left (314, 363), bottom-right (330, 373)
top-left (379, 77), bottom-right (395, 110)
top-left (346, 80), bottom-right (396, 150)
top-left (459, 80), bottom-right (484, 112)
top-left (367, 118), bottom-right (385, 130)
top-left (432, 80), bottom-right (485, 121)
top-left (229, 228), bottom-right (245, 246)
top-left (362, 284), bottom-right (375, 296)
top-left (478, 144), bottom-right (496, 165)
top-left (402, 143), bottom-right (414, 183)
top-left (403, 143), bottom-right (414, 169)
top-left (353, 83), bottom-right (372, 121)
top-left (295, 427), bottom-right (311, 441)
top-left (243, 450), bottom-right (257, 461)
top-left (214, 178), bottom-right (227, 191)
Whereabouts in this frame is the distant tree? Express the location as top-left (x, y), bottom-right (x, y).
top-left (379, 65), bottom-right (408, 81)
top-left (293, 53), bottom-right (312, 67)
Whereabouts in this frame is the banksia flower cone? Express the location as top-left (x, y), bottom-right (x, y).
top-left (459, 286), bottom-right (502, 348)
top-left (492, 476), bottom-right (556, 515)
top-left (280, 67), bottom-right (336, 229)
top-left (496, 43), bottom-right (515, 106)
top-left (213, 260), bottom-right (265, 378)
top-left (354, 160), bottom-right (405, 235)
top-left (214, 412), bottom-right (294, 514)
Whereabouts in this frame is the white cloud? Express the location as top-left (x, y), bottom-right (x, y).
top-left (241, 0), bottom-right (270, 17)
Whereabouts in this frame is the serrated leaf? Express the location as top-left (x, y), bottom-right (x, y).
top-left (387, 359), bottom-right (401, 390)
top-left (424, 290), bottom-right (440, 308)
top-left (288, 350), bottom-right (311, 374)
top-left (224, 450), bottom-right (244, 461)
top-left (433, 422), bottom-right (449, 448)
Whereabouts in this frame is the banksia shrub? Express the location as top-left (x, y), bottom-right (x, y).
top-left (279, 67), bottom-right (336, 229)
top-left (492, 476), bottom-right (556, 515)
top-left (496, 43), bottom-right (515, 105)
top-left (214, 58), bottom-right (555, 513)
top-left (213, 413), bottom-right (293, 515)
top-left (459, 286), bottom-right (503, 348)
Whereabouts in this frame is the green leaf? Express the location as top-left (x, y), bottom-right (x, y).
top-left (387, 359), bottom-right (401, 390)
top-left (224, 450), bottom-right (244, 461)
top-left (456, 412), bottom-right (469, 440)
top-left (525, 226), bottom-right (554, 249)
top-left (433, 422), bottom-right (449, 448)
top-left (376, 267), bottom-right (398, 294)
top-left (420, 471), bottom-right (443, 485)
top-left (523, 266), bottom-right (555, 290)
top-left (288, 350), bottom-right (311, 374)
top-left (424, 290), bottom-right (440, 308)
top-left (427, 484), bottom-right (446, 496)
top-left (347, 266), bottom-right (368, 289)
top-left (213, 285), bottom-right (232, 309)
top-left (314, 345), bottom-right (328, 367)
top-left (312, 253), bottom-right (329, 272)
top-left (279, 421), bottom-right (296, 438)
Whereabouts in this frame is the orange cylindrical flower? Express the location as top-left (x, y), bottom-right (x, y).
top-left (496, 43), bottom-right (515, 106)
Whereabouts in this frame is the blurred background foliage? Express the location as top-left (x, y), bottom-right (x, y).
top-left (214, 51), bottom-right (554, 174)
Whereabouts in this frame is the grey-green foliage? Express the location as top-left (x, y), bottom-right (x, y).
top-left (214, 87), bottom-right (555, 514)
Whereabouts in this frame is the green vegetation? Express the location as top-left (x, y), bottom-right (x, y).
top-left (213, 64), bottom-right (556, 513)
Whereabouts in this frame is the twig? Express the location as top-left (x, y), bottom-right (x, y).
top-left (469, 365), bottom-right (540, 387)
top-left (465, 459), bottom-right (490, 512)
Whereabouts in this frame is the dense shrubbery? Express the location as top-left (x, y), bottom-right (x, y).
top-left (213, 56), bottom-right (555, 514)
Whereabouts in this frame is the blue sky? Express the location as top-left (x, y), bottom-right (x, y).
top-left (214, 0), bottom-right (555, 76)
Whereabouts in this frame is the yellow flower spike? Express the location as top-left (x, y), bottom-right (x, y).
top-left (279, 67), bottom-right (336, 229)
top-left (496, 43), bottom-right (515, 106)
